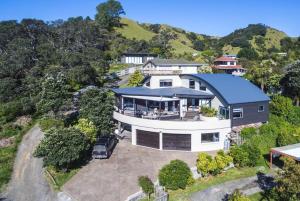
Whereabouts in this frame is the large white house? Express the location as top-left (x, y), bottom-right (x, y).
top-left (112, 59), bottom-right (269, 152)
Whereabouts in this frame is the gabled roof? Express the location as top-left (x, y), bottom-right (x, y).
top-left (122, 53), bottom-right (157, 57)
top-left (112, 87), bottom-right (214, 99)
top-left (145, 58), bottom-right (203, 67)
top-left (189, 74), bottom-right (270, 104)
top-left (214, 56), bottom-right (237, 62)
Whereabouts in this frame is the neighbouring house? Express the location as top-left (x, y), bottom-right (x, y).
top-left (121, 53), bottom-right (157, 64)
top-left (213, 55), bottom-right (246, 76)
top-left (141, 58), bottom-right (203, 75)
top-left (111, 59), bottom-right (269, 152)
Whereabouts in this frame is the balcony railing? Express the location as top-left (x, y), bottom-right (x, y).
top-left (141, 69), bottom-right (182, 75)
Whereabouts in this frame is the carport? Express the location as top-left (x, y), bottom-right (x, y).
top-left (269, 143), bottom-right (300, 168)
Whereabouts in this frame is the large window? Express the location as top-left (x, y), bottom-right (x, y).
top-left (201, 132), bottom-right (219, 143)
top-left (189, 79), bottom-right (195, 89)
top-left (219, 106), bottom-right (229, 119)
top-left (233, 108), bottom-right (243, 119)
top-left (160, 79), bottom-right (172, 87)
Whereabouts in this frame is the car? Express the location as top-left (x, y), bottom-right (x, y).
top-left (92, 135), bottom-right (118, 159)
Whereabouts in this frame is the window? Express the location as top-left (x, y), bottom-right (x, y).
top-left (258, 105), bottom-right (264, 112)
top-left (219, 106), bottom-right (229, 119)
top-left (233, 108), bottom-right (243, 119)
top-left (200, 86), bottom-right (206, 91)
top-left (145, 81), bottom-right (150, 87)
top-left (189, 79), bottom-right (195, 89)
top-left (230, 61), bottom-right (235, 65)
top-left (159, 79), bottom-right (172, 87)
top-left (201, 132), bottom-right (219, 143)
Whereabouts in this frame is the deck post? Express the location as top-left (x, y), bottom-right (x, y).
top-left (269, 151), bottom-right (273, 169)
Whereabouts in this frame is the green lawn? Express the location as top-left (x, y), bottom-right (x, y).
top-left (168, 166), bottom-right (270, 201)
top-left (109, 63), bottom-right (130, 73)
top-left (248, 192), bottom-right (275, 201)
top-left (0, 122), bottom-right (35, 192)
top-left (46, 166), bottom-right (79, 190)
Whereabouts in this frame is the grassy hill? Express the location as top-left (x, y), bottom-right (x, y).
top-left (116, 18), bottom-right (289, 57)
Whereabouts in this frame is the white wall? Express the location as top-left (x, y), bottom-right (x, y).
top-left (116, 112), bottom-right (231, 152)
top-left (149, 75), bottom-right (182, 88)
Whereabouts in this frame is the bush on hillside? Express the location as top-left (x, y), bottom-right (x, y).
top-left (159, 160), bottom-right (194, 190)
top-left (138, 176), bottom-right (154, 199)
top-left (39, 117), bottom-right (64, 131)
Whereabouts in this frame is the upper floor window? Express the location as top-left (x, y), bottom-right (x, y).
top-left (199, 86), bottom-right (206, 91)
top-left (230, 61), bottom-right (235, 65)
top-left (258, 105), bottom-right (264, 112)
top-left (189, 79), bottom-right (195, 89)
top-left (233, 108), bottom-right (243, 119)
top-left (160, 79), bottom-right (172, 87)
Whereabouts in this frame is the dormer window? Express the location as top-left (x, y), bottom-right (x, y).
top-left (160, 79), bottom-right (172, 87)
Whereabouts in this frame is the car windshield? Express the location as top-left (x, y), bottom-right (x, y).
top-left (93, 145), bottom-right (106, 152)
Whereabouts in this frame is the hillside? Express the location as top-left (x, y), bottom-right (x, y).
top-left (116, 18), bottom-right (289, 57)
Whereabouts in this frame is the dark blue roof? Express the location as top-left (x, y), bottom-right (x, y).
top-left (190, 74), bottom-right (270, 104)
top-left (112, 87), bottom-right (214, 99)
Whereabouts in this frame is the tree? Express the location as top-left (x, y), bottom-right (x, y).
top-left (74, 118), bottom-right (97, 143)
top-left (79, 88), bottom-right (114, 134)
top-left (95, 0), bottom-right (125, 31)
top-left (247, 60), bottom-right (273, 91)
top-left (127, 70), bottom-right (144, 87)
top-left (36, 72), bottom-right (70, 115)
top-left (34, 127), bottom-right (90, 170)
top-left (280, 61), bottom-right (300, 106)
top-left (237, 48), bottom-right (259, 60)
top-left (273, 157), bottom-right (300, 201)
top-left (159, 160), bottom-right (194, 190)
top-left (138, 176), bottom-right (154, 200)
top-left (193, 40), bottom-right (205, 51)
top-left (270, 95), bottom-right (294, 119)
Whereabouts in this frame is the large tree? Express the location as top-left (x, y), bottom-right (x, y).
top-left (280, 61), bottom-right (300, 106)
top-left (127, 70), bottom-right (144, 87)
top-left (95, 0), bottom-right (125, 31)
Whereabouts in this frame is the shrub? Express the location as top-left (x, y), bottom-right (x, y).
top-left (240, 127), bottom-right (257, 140)
top-left (39, 117), bottom-right (64, 131)
top-left (229, 145), bottom-right (249, 167)
top-left (34, 127), bottom-right (91, 170)
top-left (270, 95), bottom-right (294, 119)
top-left (159, 160), bottom-right (193, 190)
top-left (138, 176), bottom-right (154, 199)
top-left (215, 150), bottom-right (233, 170)
top-left (200, 106), bottom-right (217, 117)
top-left (197, 153), bottom-right (213, 176)
top-left (228, 189), bottom-right (251, 201)
top-left (74, 118), bottom-right (97, 143)
top-left (242, 143), bottom-right (261, 166)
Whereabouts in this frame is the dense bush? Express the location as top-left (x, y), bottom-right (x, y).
top-left (39, 117), bottom-right (64, 131)
top-left (74, 118), bottom-right (97, 143)
top-left (138, 176), bottom-right (154, 199)
top-left (197, 151), bottom-right (233, 176)
top-left (200, 106), bottom-right (217, 117)
top-left (228, 189), bottom-right (251, 201)
top-left (34, 127), bottom-right (91, 170)
top-left (237, 48), bottom-right (259, 60)
top-left (229, 145), bottom-right (250, 167)
top-left (159, 160), bottom-right (193, 190)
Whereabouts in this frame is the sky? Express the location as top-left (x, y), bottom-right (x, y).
top-left (1, 0), bottom-right (300, 37)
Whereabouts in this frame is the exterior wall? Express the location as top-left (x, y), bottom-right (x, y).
top-left (149, 75), bottom-right (182, 88)
top-left (114, 111), bottom-right (231, 152)
top-left (230, 101), bottom-right (269, 127)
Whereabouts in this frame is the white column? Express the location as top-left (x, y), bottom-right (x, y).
top-left (159, 132), bottom-right (163, 150)
top-left (132, 126), bottom-right (136, 145)
top-left (165, 101), bottom-right (168, 111)
top-left (121, 96), bottom-right (124, 110)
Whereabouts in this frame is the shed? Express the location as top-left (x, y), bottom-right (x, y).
top-left (270, 143), bottom-right (300, 168)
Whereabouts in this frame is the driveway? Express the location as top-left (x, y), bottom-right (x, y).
top-left (1, 125), bottom-right (57, 201)
top-left (63, 140), bottom-right (199, 201)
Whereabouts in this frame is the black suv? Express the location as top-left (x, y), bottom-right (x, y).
top-left (92, 135), bottom-right (118, 159)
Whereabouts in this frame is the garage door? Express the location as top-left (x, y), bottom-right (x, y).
top-left (136, 130), bottom-right (159, 149)
top-left (163, 133), bottom-right (191, 151)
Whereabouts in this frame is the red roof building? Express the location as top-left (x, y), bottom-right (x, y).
top-left (212, 55), bottom-right (245, 76)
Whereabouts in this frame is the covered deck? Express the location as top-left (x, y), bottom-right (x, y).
top-left (112, 87), bottom-right (214, 121)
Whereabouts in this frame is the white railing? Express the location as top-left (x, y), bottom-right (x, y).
top-left (141, 69), bottom-right (182, 75)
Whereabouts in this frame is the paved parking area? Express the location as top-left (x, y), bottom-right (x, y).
top-left (63, 140), bottom-right (199, 201)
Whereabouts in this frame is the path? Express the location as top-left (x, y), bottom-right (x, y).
top-left (190, 173), bottom-right (275, 201)
top-left (1, 125), bottom-right (57, 201)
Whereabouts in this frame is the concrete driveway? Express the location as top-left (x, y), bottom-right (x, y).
top-left (63, 140), bottom-right (199, 201)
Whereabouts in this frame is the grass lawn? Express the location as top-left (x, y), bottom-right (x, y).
top-left (46, 166), bottom-right (79, 191)
top-left (248, 192), bottom-right (275, 201)
top-left (0, 121), bottom-right (35, 192)
top-left (109, 63), bottom-right (130, 73)
top-left (168, 166), bottom-right (270, 201)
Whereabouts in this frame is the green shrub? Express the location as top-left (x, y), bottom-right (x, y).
top-left (159, 160), bottom-right (193, 190)
top-left (240, 127), bottom-right (257, 140)
top-left (228, 189), bottom-right (251, 201)
top-left (197, 153), bottom-right (214, 176)
top-left (138, 176), bottom-right (154, 199)
top-left (39, 117), bottom-right (64, 131)
top-left (74, 118), bottom-right (97, 143)
top-left (242, 143), bottom-right (261, 167)
top-left (270, 95), bottom-right (294, 119)
top-left (200, 106), bottom-right (217, 117)
top-left (215, 150), bottom-right (233, 170)
top-left (229, 145), bottom-right (249, 167)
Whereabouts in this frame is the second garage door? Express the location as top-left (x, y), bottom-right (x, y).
top-left (136, 130), bottom-right (159, 149)
top-left (163, 133), bottom-right (191, 151)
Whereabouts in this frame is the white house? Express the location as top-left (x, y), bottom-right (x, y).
top-left (121, 53), bottom-right (157, 65)
top-left (213, 55), bottom-right (246, 76)
top-left (112, 59), bottom-right (269, 152)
